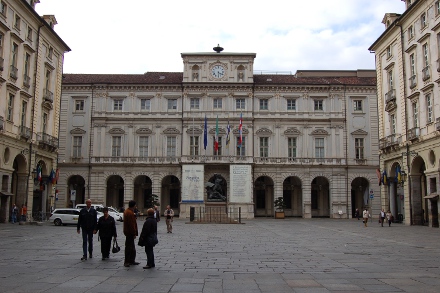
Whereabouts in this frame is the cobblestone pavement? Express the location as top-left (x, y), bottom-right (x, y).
top-left (1, 218), bottom-right (440, 293)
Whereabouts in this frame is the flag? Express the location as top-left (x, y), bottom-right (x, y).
top-left (37, 165), bottom-right (42, 182)
top-left (376, 168), bottom-right (381, 186)
top-left (226, 120), bottom-right (231, 146)
top-left (397, 165), bottom-right (401, 183)
top-left (214, 116), bottom-right (219, 152)
top-left (50, 169), bottom-right (57, 184)
top-left (55, 168), bottom-right (60, 183)
top-left (239, 112), bottom-right (243, 146)
top-left (203, 115), bottom-right (207, 150)
top-left (48, 169), bottom-right (54, 184)
top-left (382, 170), bottom-right (388, 186)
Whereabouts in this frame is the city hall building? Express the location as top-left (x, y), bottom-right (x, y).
top-left (57, 48), bottom-right (380, 219)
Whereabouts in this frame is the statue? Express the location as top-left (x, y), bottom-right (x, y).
top-left (205, 174), bottom-right (226, 202)
top-left (193, 72), bottom-right (198, 81)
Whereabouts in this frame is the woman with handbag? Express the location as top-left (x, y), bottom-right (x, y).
top-left (96, 207), bottom-right (117, 260)
top-left (139, 208), bottom-right (158, 269)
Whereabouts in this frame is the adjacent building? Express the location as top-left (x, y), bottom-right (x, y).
top-left (58, 48), bottom-right (379, 219)
top-left (369, 0), bottom-right (440, 227)
top-left (0, 0), bottom-right (70, 222)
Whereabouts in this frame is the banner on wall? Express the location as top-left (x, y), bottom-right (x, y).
top-left (181, 165), bottom-right (204, 202)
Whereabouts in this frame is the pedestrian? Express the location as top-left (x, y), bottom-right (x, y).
top-left (379, 209), bottom-right (386, 227)
top-left (164, 205), bottom-right (174, 233)
top-left (11, 204), bottom-right (18, 223)
top-left (386, 210), bottom-right (393, 227)
top-left (77, 199), bottom-right (97, 260)
top-left (354, 208), bottom-right (360, 220)
top-left (139, 208), bottom-right (157, 269)
top-left (20, 204), bottom-right (27, 222)
top-left (362, 208), bottom-right (369, 227)
top-left (123, 200), bottom-right (139, 267)
top-left (154, 205), bottom-right (160, 222)
top-left (96, 207), bottom-right (117, 260)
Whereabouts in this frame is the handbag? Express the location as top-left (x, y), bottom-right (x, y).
top-left (138, 236), bottom-right (145, 247)
top-left (112, 238), bottom-right (120, 253)
top-left (148, 233), bottom-right (158, 247)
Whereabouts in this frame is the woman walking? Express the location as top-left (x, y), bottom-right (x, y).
top-left (96, 207), bottom-right (117, 260)
top-left (140, 208), bottom-right (157, 269)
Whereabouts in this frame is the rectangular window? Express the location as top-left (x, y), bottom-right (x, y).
top-left (167, 137), bottom-right (176, 157)
top-left (75, 100), bottom-right (84, 111)
top-left (42, 113), bottom-right (47, 133)
top-left (315, 138), bottom-right (324, 158)
top-left (388, 70), bottom-right (393, 89)
top-left (0, 1), bottom-right (6, 16)
top-left (47, 47), bottom-right (53, 59)
top-left (408, 25), bottom-right (414, 39)
top-left (112, 136), bottom-right (122, 157)
top-left (7, 93), bottom-right (14, 121)
top-left (139, 136), bottom-right (149, 158)
top-left (14, 14), bottom-right (20, 30)
top-left (73, 136), bottom-right (82, 158)
top-left (391, 114), bottom-right (396, 134)
top-left (213, 98), bottom-right (222, 109)
top-left (287, 99), bottom-right (296, 110)
top-left (410, 53), bottom-right (416, 76)
top-left (288, 137), bottom-right (297, 158)
top-left (213, 136), bottom-right (222, 155)
top-left (421, 12), bottom-right (427, 28)
top-left (259, 137), bottom-right (269, 157)
top-left (236, 136), bottom-right (245, 156)
top-left (0, 33), bottom-right (3, 56)
top-left (413, 102), bottom-right (419, 128)
top-left (190, 98), bottom-right (199, 109)
top-left (21, 101), bottom-right (27, 126)
top-left (236, 98), bottom-right (245, 110)
top-left (140, 99), bottom-right (150, 110)
top-left (355, 138), bottom-right (364, 159)
top-left (113, 99), bottom-right (123, 111)
top-left (314, 100), bottom-right (323, 111)
top-left (423, 43), bottom-right (429, 67)
top-left (45, 69), bottom-right (51, 90)
top-left (354, 100), bottom-right (363, 111)
top-left (427, 94), bottom-right (433, 123)
top-left (24, 53), bottom-right (30, 77)
top-left (167, 99), bottom-right (177, 110)
top-left (260, 99), bottom-right (268, 110)
top-left (12, 42), bottom-right (18, 66)
top-left (190, 136), bottom-right (199, 156)
top-left (436, 1), bottom-right (440, 16)
top-left (386, 46), bottom-right (392, 58)
top-left (27, 26), bottom-right (32, 42)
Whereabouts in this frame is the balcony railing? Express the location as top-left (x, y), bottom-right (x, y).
top-left (9, 65), bottom-right (18, 80)
top-left (407, 127), bottom-right (420, 140)
top-left (37, 132), bottom-right (58, 148)
top-left (422, 65), bottom-right (430, 81)
top-left (379, 134), bottom-right (401, 149)
top-left (19, 125), bottom-right (31, 139)
top-left (23, 74), bottom-right (30, 88)
top-left (0, 57), bottom-right (4, 71)
top-left (409, 75), bottom-right (417, 89)
top-left (355, 159), bottom-right (367, 165)
top-left (436, 118), bottom-right (440, 131)
top-left (385, 89), bottom-right (396, 104)
top-left (0, 116), bottom-right (3, 131)
top-left (437, 58), bottom-right (440, 72)
top-left (43, 88), bottom-right (53, 103)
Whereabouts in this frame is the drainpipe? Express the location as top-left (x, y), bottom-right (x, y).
top-left (343, 84), bottom-right (349, 218)
top-left (26, 24), bottom-right (43, 210)
top-left (395, 21), bottom-right (412, 225)
top-left (87, 84), bottom-right (95, 198)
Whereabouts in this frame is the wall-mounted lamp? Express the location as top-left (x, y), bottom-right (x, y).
top-left (31, 168), bottom-right (38, 185)
top-left (399, 170), bottom-right (407, 187)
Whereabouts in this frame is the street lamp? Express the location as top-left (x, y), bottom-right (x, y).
top-left (399, 171), bottom-right (407, 187)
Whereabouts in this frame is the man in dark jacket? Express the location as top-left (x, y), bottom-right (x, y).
top-left (140, 208), bottom-right (157, 269)
top-left (96, 207), bottom-right (117, 260)
top-left (123, 200), bottom-right (138, 267)
top-left (77, 199), bottom-right (97, 260)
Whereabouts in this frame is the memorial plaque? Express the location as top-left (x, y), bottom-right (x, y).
top-left (229, 165), bottom-right (252, 203)
top-left (181, 165), bottom-right (204, 202)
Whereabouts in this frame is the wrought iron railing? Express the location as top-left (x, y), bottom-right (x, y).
top-left (379, 134), bottom-right (401, 149)
top-left (409, 75), bottom-right (417, 89)
top-left (43, 88), bottom-right (53, 103)
top-left (10, 65), bottom-right (18, 80)
top-left (189, 206), bottom-right (242, 223)
top-left (422, 65), bottom-right (430, 81)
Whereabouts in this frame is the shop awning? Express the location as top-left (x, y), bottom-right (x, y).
top-left (424, 193), bottom-right (439, 199)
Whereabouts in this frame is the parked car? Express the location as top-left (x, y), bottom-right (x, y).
top-left (49, 208), bottom-right (81, 226)
top-left (75, 204), bottom-right (121, 222)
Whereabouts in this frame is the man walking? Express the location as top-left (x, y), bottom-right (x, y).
top-left (165, 205), bottom-right (174, 233)
top-left (77, 199), bottom-right (97, 261)
top-left (11, 204), bottom-right (18, 223)
top-left (123, 200), bottom-right (139, 267)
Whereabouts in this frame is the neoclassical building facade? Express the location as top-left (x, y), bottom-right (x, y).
top-left (58, 49), bottom-right (379, 219)
top-left (0, 0), bottom-right (70, 222)
top-left (369, 0), bottom-right (440, 227)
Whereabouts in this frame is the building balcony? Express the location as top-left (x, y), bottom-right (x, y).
top-left (436, 118), bottom-right (440, 131)
top-left (379, 133), bottom-right (401, 149)
top-left (354, 159), bottom-right (367, 165)
top-left (10, 65), bottom-right (18, 80)
top-left (0, 116), bottom-right (3, 131)
top-left (385, 89), bottom-right (396, 104)
top-left (437, 58), bottom-right (440, 72)
top-left (407, 127), bottom-right (420, 140)
top-left (422, 65), bottom-right (430, 81)
top-left (0, 57), bottom-right (4, 71)
top-left (37, 132), bottom-right (58, 150)
top-left (43, 88), bottom-right (53, 103)
top-left (23, 74), bottom-right (30, 88)
top-left (409, 75), bottom-right (417, 89)
top-left (19, 125), bottom-right (31, 139)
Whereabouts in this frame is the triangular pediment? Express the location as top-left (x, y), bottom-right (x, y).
top-left (385, 101), bottom-right (397, 112)
top-left (70, 128), bottom-right (86, 134)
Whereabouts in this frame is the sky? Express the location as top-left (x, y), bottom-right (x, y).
top-left (35, 0), bottom-right (405, 74)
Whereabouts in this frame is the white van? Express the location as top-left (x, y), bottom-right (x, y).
top-left (75, 204), bottom-right (122, 222)
top-left (49, 208), bottom-right (81, 226)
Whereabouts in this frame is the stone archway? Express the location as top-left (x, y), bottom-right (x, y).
top-left (67, 175), bottom-right (86, 208)
top-left (410, 156), bottom-right (427, 225)
top-left (351, 177), bottom-right (370, 218)
top-left (161, 175), bottom-right (181, 216)
top-left (311, 176), bottom-right (330, 218)
top-left (253, 176), bottom-right (274, 217)
top-left (106, 175), bottom-right (124, 210)
top-left (133, 175), bottom-right (152, 214)
top-left (282, 176), bottom-right (302, 217)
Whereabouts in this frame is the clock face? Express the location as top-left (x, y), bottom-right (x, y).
top-left (211, 65), bottom-right (225, 79)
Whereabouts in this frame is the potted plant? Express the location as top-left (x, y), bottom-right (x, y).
top-left (274, 197), bottom-right (287, 219)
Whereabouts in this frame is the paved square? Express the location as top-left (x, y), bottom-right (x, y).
top-left (1, 218), bottom-right (439, 292)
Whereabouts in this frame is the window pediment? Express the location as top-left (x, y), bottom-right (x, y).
top-left (351, 129), bottom-right (368, 136)
top-left (209, 128), bottom-right (226, 135)
top-left (109, 128), bottom-right (125, 134)
top-left (385, 101), bottom-right (397, 112)
top-left (70, 128), bottom-right (86, 134)
top-left (163, 127), bottom-right (180, 134)
top-left (232, 128), bottom-right (249, 134)
top-left (136, 128), bottom-right (152, 134)
top-left (186, 127), bottom-right (203, 135)
top-left (256, 128), bottom-right (273, 136)
top-left (284, 127), bottom-right (301, 136)
top-left (384, 62), bottom-right (395, 71)
top-left (310, 129), bottom-right (329, 136)
top-left (407, 91), bottom-right (420, 101)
